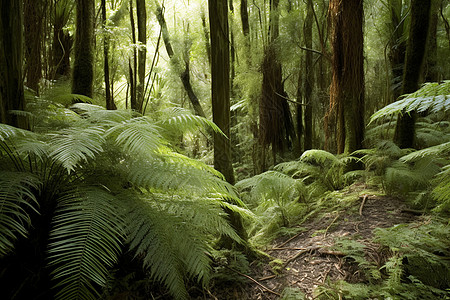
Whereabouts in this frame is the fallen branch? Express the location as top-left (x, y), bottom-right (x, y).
top-left (274, 230), bottom-right (305, 249)
top-left (258, 274), bottom-right (277, 281)
top-left (226, 267), bottom-right (281, 297)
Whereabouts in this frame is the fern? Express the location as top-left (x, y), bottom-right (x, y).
top-left (0, 99), bottom-right (248, 300)
top-left (0, 172), bottom-right (40, 256)
top-left (48, 188), bottom-right (124, 300)
top-left (370, 81), bottom-right (450, 123)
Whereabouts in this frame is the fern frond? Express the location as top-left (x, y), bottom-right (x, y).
top-left (0, 172), bottom-right (40, 256)
top-left (432, 165), bottom-right (450, 212)
top-left (48, 126), bottom-right (105, 173)
top-left (400, 141), bottom-right (450, 162)
top-left (71, 103), bottom-right (132, 123)
top-left (48, 187), bottom-right (123, 300)
top-left (370, 81), bottom-right (450, 123)
top-left (300, 149), bottom-right (342, 166)
top-left (122, 193), bottom-right (216, 300)
top-left (105, 117), bottom-right (165, 155)
top-left (157, 107), bottom-right (224, 137)
top-left (0, 123), bottom-right (33, 142)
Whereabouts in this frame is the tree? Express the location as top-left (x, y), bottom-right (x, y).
top-left (394, 0), bottom-right (431, 148)
top-left (101, 0), bottom-right (117, 110)
top-left (72, 0), bottom-right (94, 97)
top-left (209, 0), bottom-right (248, 248)
top-left (327, 0), bottom-right (365, 155)
top-left (24, 0), bottom-right (45, 94)
top-left (136, 0), bottom-right (146, 112)
top-left (155, 1), bottom-right (206, 117)
top-left (259, 0), bottom-right (294, 168)
top-left (0, 0), bottom-right (27, 128)
top-left (303, 0), bottom-right (314, 151)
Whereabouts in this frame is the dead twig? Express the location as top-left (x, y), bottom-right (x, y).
top-left (274, 230), bottom-right (304, 249)
top-left (258, 274), bottom-right (277, 281)
top-left (271, 247), bottom-right (307, 251)
top-left (226, 267), bottom-right (281, 297)
top-left (324, 213), bottom-right (340, 237)
top-left (359, 194), bottom-right (368, 216)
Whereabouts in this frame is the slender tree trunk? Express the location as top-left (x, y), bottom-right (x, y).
top-left (102, 0), bottom-right (116, 110)
top-left (155, 2), bottom-right (206, 117)
top-left (24, 0), bottom-right (44, 94)
top-left (0, 0), bottom-right (27, 129)
top-left (209, 0), bottom-right (248, 249)
top-left (328, 0), bottom-right (365, 155)
top-left (72, 0), bottom-right (94, 97)
top-left (200, 7), bottom-right (211, 66)
top-left (394, 0), bottom-right (431, 148)
top-left (129, 0), bottom-right (137, 110)
top-left (303, 0), bottom-right (314, 151)
top-left (136, 0), bottom-right (146, 113)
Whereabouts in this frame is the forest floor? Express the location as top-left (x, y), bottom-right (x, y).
top-left (204, 183), bottom-right (420, 299)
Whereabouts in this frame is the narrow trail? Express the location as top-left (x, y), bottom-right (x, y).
top-left (206, 185), bottom-right (420, 299)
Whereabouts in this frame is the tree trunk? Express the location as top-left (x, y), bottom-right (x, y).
top-left (388, 0), bottom-right (406, 101)
top-left (0, 0), bottom-right (27, 129)
top-left (72, 0), bottom-right (94, 98)
top-left (24, 0), bottom-right (44, 94)
top-left (303, 0), bottom-right (314, 151)
top-left (209, 0), bottom-right (248, 249)
top-left (155, 2), bottom-right (206, 117)
top-left (201, 7), bottom-right (211, 66)
top-left (129, 0), bottom-right (137, 111)
top-left (425, 0), bottom-right (440, 82)
top-left (394, 0), bottom-right (431, 149)
top-left (136, 0), bottom-right (146, 113)
top-left (102, 0), bottom-right (116, 110)
top-left (328, 0), bottom-right (365, 155)
top-left (259, 0), bottom-right (294, 166)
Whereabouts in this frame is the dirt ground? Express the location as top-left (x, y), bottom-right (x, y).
top-left (203, 187), bottom-right (418, 300)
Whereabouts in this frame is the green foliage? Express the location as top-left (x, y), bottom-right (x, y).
top-left (0, 99), bottom-right (248, 299)
top-left (370, 81), bottom-right (450, 123)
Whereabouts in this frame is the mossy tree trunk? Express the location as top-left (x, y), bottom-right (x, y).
top-left (52, 1), bottom-right (73, 79)
top-left (72, 0), bottom-right (94, 98)
top-left (328, 0), bottom-right (365, 156)
top-left (209, 0), bottom-right (248, 248)
top-left (394, 0), bottom-right (431, 149)
top-left (259, 0), bottom-right (294, 168)
top-left (0, 0), bottom-right (27, 129)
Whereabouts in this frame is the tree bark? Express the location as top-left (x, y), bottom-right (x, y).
top-left (102, 0), bottom-right (116, 110)
top-left (136, 0), bottom-right (146, 113)
top-left (209, 0), bottom-right (248, 249)
top-left (0, 0), bottom-right (27, 128)
top-left (129, 0), bottom-right (137, 110)
top-left (24, 0), bottom-right (44, 94)
top-left (388, 0), bottom-right (406, 101)
top-left (72, 0), bottom-right (94, 98)
top-left (303, 0), bottom-right (314, 151)
top-left (328, 0), bottom-right (365, 155)
top-left (394, 0), bottom-right (431, 149)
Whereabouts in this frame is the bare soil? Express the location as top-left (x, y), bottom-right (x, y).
top-left (203, 186), bottom-right (419, 300)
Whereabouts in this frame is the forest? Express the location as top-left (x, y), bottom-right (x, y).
top-left (0, 0), bottom-right (449, 299)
